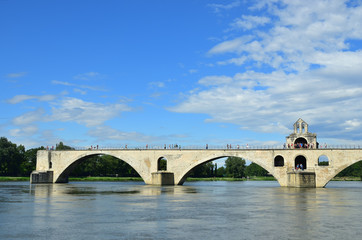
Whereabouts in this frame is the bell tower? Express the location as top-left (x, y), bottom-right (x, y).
top-left (286, 118), bottom-right (317, 148)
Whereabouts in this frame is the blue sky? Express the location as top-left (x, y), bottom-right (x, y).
top-left (1, 0), bottom-right (362, 150)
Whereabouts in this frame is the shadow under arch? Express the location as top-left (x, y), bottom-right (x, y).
top-left (176, 155), bottom-right (277, 186)
top-left (55, 153), bottom-right (144, 183)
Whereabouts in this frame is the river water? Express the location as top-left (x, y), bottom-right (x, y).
top-left (1, 181), bottom-right (362, 240)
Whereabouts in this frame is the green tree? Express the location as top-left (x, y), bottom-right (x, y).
top-left (216, 166), bottom-right (225, 177)
top-left (245, 163), bottom-right (268, 177)
top-left (225, 157), bottom-right (246, 178)
top-left (189, 162), bottom-right (216, 177)
top-left (0, 137), bottom-right (25, 176)
top-left (56, 142), bottom-right (74, 150)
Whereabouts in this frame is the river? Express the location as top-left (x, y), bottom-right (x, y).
top-left (0, 181), bottom-right (361, 240)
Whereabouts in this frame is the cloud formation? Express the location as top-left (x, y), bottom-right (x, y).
top-left (49, 97), bottom-right (132, 127)
top-left (7, 94), bottom-right (57, 104)
top-left (6, 72), bottom-right (27, 78)
top-left (171, 0), bottom-right (362, 141)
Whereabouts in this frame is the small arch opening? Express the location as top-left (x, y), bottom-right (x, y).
top-left (274, 155), bottom-right (284, 167)
top-left (158, 157), bottom-right (167, 171)
top-left (295, 155), bottom-right (307, 169)
top-left (318, 155), bottom-right (329, 166)
top-left (301, 123), bottom-right (307, 133)
top-left (294, 137), bottom-right (308, 148)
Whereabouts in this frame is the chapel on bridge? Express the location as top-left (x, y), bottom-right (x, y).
top-left (286, 118), bottom-right (317, 148)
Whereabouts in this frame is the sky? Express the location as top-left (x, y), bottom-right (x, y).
top-left (1, 0), bottom-right (362, 150)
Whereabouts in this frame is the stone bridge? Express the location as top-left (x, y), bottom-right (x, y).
top-left (31, 148), bottom-right (362, 187)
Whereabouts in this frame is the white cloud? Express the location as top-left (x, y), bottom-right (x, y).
top-left (73, 72), bottom-right (100, 80)
top-left (88, 126), bottom-right (156, 143)
top-left (6, 72), bottom-right (27, 78)
top-left (217, 56), bottom-right (247, 66)
top-left (50, 97), bottom-right (132, 127)
top-left (12, 109), bottom-right (45, 125)
top-left (52, 80), bottom-right (106, 91)
top-left (170, 69), bottom-right (362, 137)
top-left (9, 125), bottom-right (38, 137)
top-left (7, 94), bottom-right (57, 104)
top-left (343, 119), bottom-right (361, 131)
top-left (208, 36), bottom-right (253, 55)
top-left (208, 1), bottom-right (241, 13)
top-left (231, 15), bottom-right (270, 30)
top-left (149, 81), bottom-right (165, 88)
top-left (208, 0), bottom-right (362, 72)
top-left (198, 75), bottom-right (233, 86)
top-left (74, 88), bottom-right (87, 95)
top-left (171, 1), bottom-right (362, 141)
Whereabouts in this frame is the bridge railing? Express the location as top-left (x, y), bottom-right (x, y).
top-left (58, 144), bottom-right (362, 151)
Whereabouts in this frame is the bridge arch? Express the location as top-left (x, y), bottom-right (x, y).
top-left (54, 152), bottom-right (146, 183)
top-left (175, 152), bottom-right (278, 186)
top-left (319, 158), bottom-right (362, 187)
top-left (177, 156), bottom-right (226, 185)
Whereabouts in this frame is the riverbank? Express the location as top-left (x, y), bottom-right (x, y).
top-left (0, 177), bottom-right (30, 181)
top-left (186, 176), bottom-right (276, 181)
top-left (0, 176), bottom-right (276, 182)
top-left (1, 176), bottom-right (360, 182)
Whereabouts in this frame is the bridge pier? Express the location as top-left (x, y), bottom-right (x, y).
top-left (151, 171), bottom-right (175, 185)
top-left (30, 170), bottom-right (54, 183)
top-left (287, 171), bottom-right (316, 188)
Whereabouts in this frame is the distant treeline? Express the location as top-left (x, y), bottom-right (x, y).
top-left (0, 137), bottom-right (361, 179)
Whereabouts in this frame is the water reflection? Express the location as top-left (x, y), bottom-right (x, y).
top-left (1, 181), bottom-right (362, 240)
top-left (29, 182), bottom-right (199, 198)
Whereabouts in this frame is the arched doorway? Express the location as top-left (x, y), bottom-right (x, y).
top-left (158, 157), bottom-right (167, 171)
top-left (294, 137), bottom-right (307, 148)
top-left (295, 155), bottom-right (307, 169)
top-left (274, 155), bottom-right (284, 167)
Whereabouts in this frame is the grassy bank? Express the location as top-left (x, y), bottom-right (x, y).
top-left (186, 177), bottom-right (244, 182)
top-left (247, 176), bottom-right (277, 181)
top-left (1, 176), bottom-right (360, 182)
top-left (186, 176), bottom-right (276, 182)
top-left (69, 176), bottom-right (144, 182)
top-left (332, 176), bottom-right (362, 181)
top-left (0, 176), bottom-right (30, 181)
